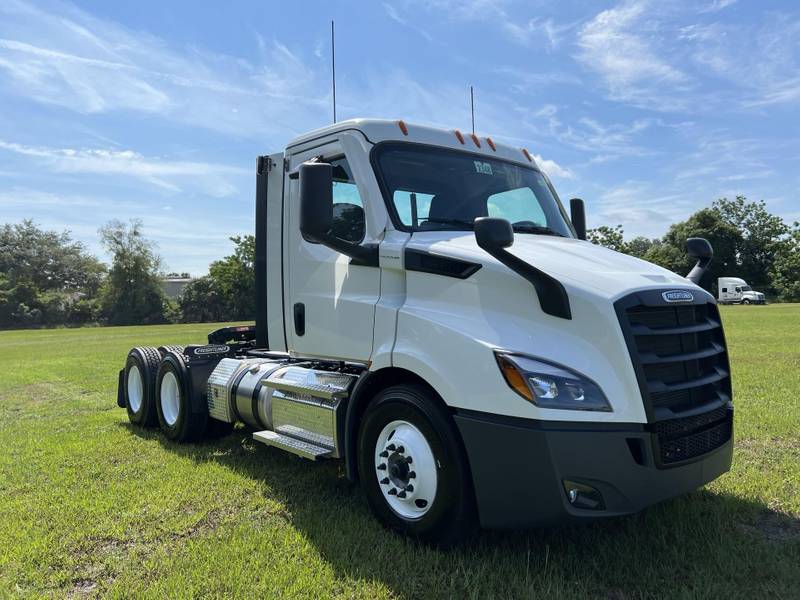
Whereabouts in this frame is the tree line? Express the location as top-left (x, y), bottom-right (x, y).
top-left (0, 219), bottom-right (255, 329)
top-left (1, 195), bottom-right (798, 329)
top-left (587, 196), bottom-right (800, 301)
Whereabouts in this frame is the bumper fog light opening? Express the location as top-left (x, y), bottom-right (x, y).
top-left (563, 480), bottom-right (605, 511)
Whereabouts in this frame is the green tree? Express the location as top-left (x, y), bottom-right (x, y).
top-left (0, 220), bottom-right (105, 328)
top-left (712, 196), bottom-right (791, 292)
top-left (179, 276), bottom-right (226, 322)
top-left (587, 224), bottom-right (627, 253)
top-left (207, 235), bottom-right (255, 320)
top-left (626, 236), bottom-right (661, 259)
top-left (770, 225), bottom-right (800, 301)
top-left (99, 220), bottom-right (167, 325)
top-left (644, 209), bottom-right (742, 291)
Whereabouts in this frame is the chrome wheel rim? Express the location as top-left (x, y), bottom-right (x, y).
top-left (127, 365), bottom-right (143, 413)
top-left (374, 420), bottom-right (437, 519)
top-left (160, 371), bottom-right (181, 426)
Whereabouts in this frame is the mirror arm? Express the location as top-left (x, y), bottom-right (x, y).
top-left (686, 256), bottom-right (712, 285)
top-left (313, 232), bottom-right (379, 267)
top-left (478, 243), bottom-right (572, 319)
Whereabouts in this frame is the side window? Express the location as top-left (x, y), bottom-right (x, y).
top-left (722, 288), bottom-right (727, 293)
top-left (393, 190), bottom-right (435, 227)
top-left (330, 157), bottom-right (365, 243)
top-left (487, 187), bottom-right (546, 225)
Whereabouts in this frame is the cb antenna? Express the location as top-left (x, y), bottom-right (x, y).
top-left (470, 85), bottom-right (475, 134)
top-left (331, 20), bottom-right (337, 123)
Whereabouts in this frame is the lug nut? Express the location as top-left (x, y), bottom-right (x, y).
top-left (377, 463), bottom-right (387, 470)
top-left (397, 490), bottom-right (407, 498)
top-left (396, 446), bottom-right (405, 454)
top-left (408, 471), bottom-right (416, 479)
top-left (380, 478), bottom-right (389, 485)
top-left (406, 456), bottom-right (413, 464)
top-left (405, 484), bottom-right (414, 492)
top-left (387, 444), bottom-right (396, 451)
top-left (379, 451), bottom-right (389, 458)
top-left (388, 488), bottom-right (397, 495)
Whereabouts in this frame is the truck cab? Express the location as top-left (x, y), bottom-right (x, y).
top-left (119, 119), bottom-right (734, 546)
top-left (718, 276), bottom-right (765, 304)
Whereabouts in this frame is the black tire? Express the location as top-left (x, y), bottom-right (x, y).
top-left (742, 299), bottom-right (750, 305)
top-left (357, 384), bottom-right (477, 547)
top-left (124, 347), bottom-right (161, 427)
top-left (159, 345), bottom-right (185, 356)
top-left (155, 351), bottom-right (207, 442)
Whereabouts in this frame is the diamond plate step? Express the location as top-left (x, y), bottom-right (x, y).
top-left (252, 430), bottom-right (332, 460)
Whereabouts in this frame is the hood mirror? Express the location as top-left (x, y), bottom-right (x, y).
top-left (473, 217), bottom-right (571, 319)
top-left (474, 217), bottom-right (514, 250)
top-left (685, 237), bottom-right (714, 285)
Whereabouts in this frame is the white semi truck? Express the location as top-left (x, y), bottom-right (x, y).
top-left (718, 277), bottom-right (765, 304)
top-left (117, 119), bottom-right (733, 546)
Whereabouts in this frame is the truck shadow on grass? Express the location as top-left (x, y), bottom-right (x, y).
top-left (123, 423), bottom-right (800, 598)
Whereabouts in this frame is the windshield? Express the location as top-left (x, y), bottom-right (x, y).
top-left (373, 144), bottom-right (574, 237)
top-left (741, 286), bottom-right (752, 291)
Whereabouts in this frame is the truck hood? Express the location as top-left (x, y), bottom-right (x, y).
top-left (408, 232), bottom-right (695, 300)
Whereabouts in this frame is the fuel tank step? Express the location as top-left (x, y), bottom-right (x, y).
top-left (252, 430), bottom-right (332, 460)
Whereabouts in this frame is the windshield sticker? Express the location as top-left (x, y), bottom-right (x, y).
top-left (474, 161), bottom-right (493, 175)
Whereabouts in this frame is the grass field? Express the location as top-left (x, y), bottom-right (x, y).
top-left (1, 306), bottom-right (798, 599)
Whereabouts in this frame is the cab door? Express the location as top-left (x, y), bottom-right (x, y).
top-left (284, 140), bottom-right (380, 362)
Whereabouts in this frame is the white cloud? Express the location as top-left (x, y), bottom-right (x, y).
top-left (533, 154), bottom-right (573, 180)
top-left (576, 0), bottom-right (691, 110)
top-left (0, 140), bottom-right (245, 196)
top-left (0, 0), bottom-right (330, 140)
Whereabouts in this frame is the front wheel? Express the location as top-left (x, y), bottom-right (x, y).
top-left (357, 384), bottom-right (477, 547)
top-left (742, 299), bottom-right (751, 305)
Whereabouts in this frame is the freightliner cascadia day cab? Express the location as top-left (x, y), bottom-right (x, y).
top-left (718, 277), bottom-right (765, 304)
top-left (117, 119), bottom-right (734, 546)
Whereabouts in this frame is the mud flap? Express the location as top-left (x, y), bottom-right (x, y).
top-left (116, 369), bottom-right (126, 408)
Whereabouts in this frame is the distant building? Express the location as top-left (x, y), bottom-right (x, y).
top-left (160, 277), bottom-right (193, 299)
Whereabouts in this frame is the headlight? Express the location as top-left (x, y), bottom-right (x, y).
top-left (494, 352), bottom-right (611, 412)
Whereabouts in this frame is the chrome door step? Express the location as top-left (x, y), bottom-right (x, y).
top-left (252, 430), bottom-right (332, 460)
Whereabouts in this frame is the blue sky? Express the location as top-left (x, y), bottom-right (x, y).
top-left (1, 0), bottom-right (798, 274)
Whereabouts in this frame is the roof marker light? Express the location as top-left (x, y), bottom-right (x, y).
top-left (522, 148), bottom-right (533, 162)
top-left (397, 120), bottom-right (408, 136)
top-left (454, 129), bottom-right (465, 144)
top-left (486, 137), bottom-right (496, 151)
top-left (470, 133), bottom-right (481, 148)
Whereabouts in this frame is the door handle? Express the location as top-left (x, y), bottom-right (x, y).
top-left (293, 303), bottom-right (305, 337)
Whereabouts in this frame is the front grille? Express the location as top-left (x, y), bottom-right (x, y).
top-left (657, 409), bottom-right (733, 464)
top-left (615, 290), bottom-right (733, 467)
top-left (620, 300), bottom-right (731, 413)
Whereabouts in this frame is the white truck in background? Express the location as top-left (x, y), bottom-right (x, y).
top-left (117, 119), bottom-right (734, 546)
top-left (718, 277), bottom-right (766, 305)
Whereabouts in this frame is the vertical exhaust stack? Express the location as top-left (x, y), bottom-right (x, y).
top-left (254, 156), bottom-right (269, 349)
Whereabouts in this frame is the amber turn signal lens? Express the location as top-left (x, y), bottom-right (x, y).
top-left (496, 354), bottom-right (533, 401)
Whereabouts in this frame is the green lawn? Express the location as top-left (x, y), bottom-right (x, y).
top-left (1, 307), bottom-right (798, 599)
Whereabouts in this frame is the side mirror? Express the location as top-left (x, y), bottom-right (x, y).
top-left (473, 217), bottom-right (571, 319)
top-left (474, 217), bottom-right (514, 250)
top-left (297, 160), bottom-right (378, 267)
top-left (569, 198), bottom-right (586, 240)
top-left (299, 162), bottom-right (333, 241)
top-left (685, 237), bottom-right (714, 285)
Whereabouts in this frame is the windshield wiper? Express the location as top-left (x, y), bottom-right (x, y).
top-left (512, 224), bottom-right (566, 237)
top-left (420, 217), bottom-right (475, 230)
